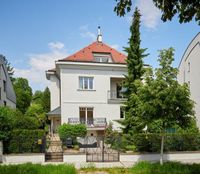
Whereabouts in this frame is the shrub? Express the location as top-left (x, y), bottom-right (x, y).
top-left (0, 106), bottom-right (17, 141)
top-left (58, 123), bottom-right (87, 141)
top-left (6, 129), bottom-right (45, 153)
top-left (106, 132), bottom-right (200, 152)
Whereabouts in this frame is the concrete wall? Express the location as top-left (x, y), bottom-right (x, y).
top-left (2, 154), bottom-right (45, 164)
top-left (178, 33), bottom-right (200, 127)
top-left (0, 141), bottom-right (2, 163)
top-left (63, 153), bottom-right (86, 163)
top-left (120, 152), bottom-right (200, 163)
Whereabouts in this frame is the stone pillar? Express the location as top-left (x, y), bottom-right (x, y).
top-left (51, 117), bottom-right (54, 135)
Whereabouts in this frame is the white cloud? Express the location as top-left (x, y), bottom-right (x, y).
top-left (111, 44), bottom-right (120, 50)
top-left (14, 42), bottom-right (68, 90)
top-left (136, 0), bottom-right (161, 29)
top-left (48, 41), bottom-right (64, 50)
top-left (80, 25), bottom-right (96, 41)
top-left (127, 0), bottom-right (161, 29)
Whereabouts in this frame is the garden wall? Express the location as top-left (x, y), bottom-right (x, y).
top-left (63, 153), bottom-right (86, 163)
top-left (2, 153), bottom-right (45, 164)
top-left (120, 152), bottom-right (200, 164)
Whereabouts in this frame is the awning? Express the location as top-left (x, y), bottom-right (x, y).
top-left (46, 106), bottom-right (61, 117)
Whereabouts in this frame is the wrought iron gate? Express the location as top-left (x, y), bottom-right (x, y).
top-left (78, 136), bottom-right (120, 162)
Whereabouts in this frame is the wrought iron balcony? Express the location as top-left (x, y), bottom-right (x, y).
top-left (68, 118), bottom-right (107, 127)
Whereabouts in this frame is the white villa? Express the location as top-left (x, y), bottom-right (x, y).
top-left (0, 56), bottom-right (16, 108)
top-left (178, 32), bottom-right (200, 127)
top-left (46, 27), bottom-right (127, 136)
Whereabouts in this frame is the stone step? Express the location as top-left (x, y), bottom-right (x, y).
top-left (45, 152), bottom-right (63, 162)
top-left (49, 141), bottom-right (62, 146)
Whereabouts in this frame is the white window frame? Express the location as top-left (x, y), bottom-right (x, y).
top-left (79, 76), bottom-right (94, 90)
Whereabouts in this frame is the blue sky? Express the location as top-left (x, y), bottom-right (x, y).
top-left (0, 0), bottom-right (199, 91)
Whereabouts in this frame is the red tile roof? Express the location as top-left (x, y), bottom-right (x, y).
top-left (60, 41), bottom-right (127, 64)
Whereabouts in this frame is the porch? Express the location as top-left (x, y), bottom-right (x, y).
top-left (46, 107), bottom-right (61, 135)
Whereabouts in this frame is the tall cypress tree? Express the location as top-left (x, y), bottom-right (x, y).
top-left (123, 8), bottom-right (148, 133)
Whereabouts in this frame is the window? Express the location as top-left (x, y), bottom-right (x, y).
top-left (93, 53), bottom-right (112, 63)
top-left (79, 107), bottom-right (94, 124)
top-left (3, 80), bottom-right (6, 92)
top-left (79, 77), bottom-right (94, 90)
top-left (188, 62), bottom-right (190, 73)
top-left (4, 101), bottom-right (6, 106)
top-left (120, 106), bottom-right (125, 119)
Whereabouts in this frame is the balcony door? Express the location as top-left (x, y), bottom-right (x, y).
top-left (116, 83), bottom-right (123, 98)
top-left (79, 107), bottom-right (93, 125)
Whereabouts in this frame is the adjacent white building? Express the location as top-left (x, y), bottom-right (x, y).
top-left (46, 28), bottom-right (127, 136)
top-left (177, 32), bottom-right (200, 127)
top-left (0, 56), bottom-right (16, 108)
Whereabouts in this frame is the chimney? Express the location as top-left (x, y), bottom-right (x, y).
top-left (97, 26), bottom-right (102, 42)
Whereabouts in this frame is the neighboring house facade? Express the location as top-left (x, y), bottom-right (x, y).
top-left (46, 28), bottom-right (127, 136)
top-left (0, 57), bottom-right (16, 108)
top-left (177, 32), bottom-right (200, 127)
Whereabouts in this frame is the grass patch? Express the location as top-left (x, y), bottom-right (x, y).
top-left (2, 161), bottom-right (200, 174)
top-left (81, 162), bottom-right (200, 174)
top-left (0, 163), bottom-right (76, 174)
top-left (131, 161), bottom-right (200, 174)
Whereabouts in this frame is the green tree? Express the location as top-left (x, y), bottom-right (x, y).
top-left (0, 106), bottom-right (15, 141)
top-left (123, 8), bottom-right (148, 133)
top-left (136, 48), bottom-right (195, 164)
top-left (13, 78), bottom-right (32, 113)
top-left (25, 104), bottom-right (46, 128)
top-left (32, 87), bottom-right (50, 113)
top-left (114, 0), bottom-right (200, 25)
top-left (42, 87), bottom-right (50, 113)
top-left (32, 90), bottom-right (43, 105)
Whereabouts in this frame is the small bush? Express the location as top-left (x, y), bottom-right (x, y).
top-left (58, 123), bottom-right (87, 141)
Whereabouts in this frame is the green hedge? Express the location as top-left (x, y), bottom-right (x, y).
top-left (6, 129), bottom-right (45, 154)
top-left (107, 133), bottom-right (200, 152)
top-left (57, 123), bottom-right (87, 141)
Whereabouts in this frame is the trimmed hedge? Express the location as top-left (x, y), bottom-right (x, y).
top-left (107, 133), bottom-right (200, 152)
top-left (5, 129), bottom-right (45, 154)
top-left (57, 123), bottom-right (87, 141)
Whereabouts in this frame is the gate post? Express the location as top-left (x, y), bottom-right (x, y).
top-left (102, 136), bottom-right (104, 162)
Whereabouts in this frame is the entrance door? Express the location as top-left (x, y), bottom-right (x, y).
top-left (53, 118), bottom-right (61, 133)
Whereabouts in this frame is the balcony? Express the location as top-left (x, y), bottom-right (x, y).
top-left (68, 118), bottom-right (107, 129)
top-left (107, 90), bottom-right (127, 104)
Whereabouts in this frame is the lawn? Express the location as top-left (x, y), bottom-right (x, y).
top-left (1, 162), bottom-right (200, 174)
top-left (0, 163), bottom-right (76, 174)
top-left (80, 162), bottom-right (200, 174)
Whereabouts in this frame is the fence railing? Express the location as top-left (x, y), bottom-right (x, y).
top-left (107, 90), bottom-right (126, 100)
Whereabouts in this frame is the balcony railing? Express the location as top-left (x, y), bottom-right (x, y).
top-left (107, 90), bottom-right (126, 100)
top-left (68, 118), bottom-right (107, 127)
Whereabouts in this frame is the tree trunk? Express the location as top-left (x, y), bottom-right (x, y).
top-left (160, 133), bottom-right (164, 165)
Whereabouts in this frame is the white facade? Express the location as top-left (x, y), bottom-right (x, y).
top-left (47, 61), bottom-right (127, 135)
top-left (0, 57), bottom-right (16, 108)
top-left (177, 32), bottom-right (200, 127)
